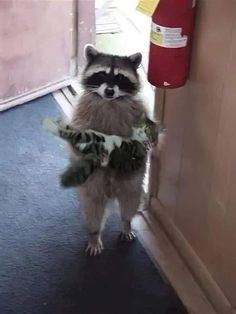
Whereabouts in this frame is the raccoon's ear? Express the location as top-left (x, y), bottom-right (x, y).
top-left (84, 44), bottom-right (99, 63)
top-left (128, 52), bottom-right (142, 69)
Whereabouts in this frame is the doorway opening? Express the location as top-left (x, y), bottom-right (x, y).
top-left (95, 0), bottom-right (155, 194)
top-left (95, 0), bottom-right (155, 118)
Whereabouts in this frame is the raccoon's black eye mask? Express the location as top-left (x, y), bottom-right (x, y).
top-left (114, 74), bottom-right (136, 92)
top-left (84, 71), bottom-right (137, 94)
top-left (85, 72), bottom-right (106, 87)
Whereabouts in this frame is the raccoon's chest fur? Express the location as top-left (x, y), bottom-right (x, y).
top-left (71, 93), bottom-right (146, 138)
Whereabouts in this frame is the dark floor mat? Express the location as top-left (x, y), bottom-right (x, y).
top-left (0, 95), bottom-right (187, 314)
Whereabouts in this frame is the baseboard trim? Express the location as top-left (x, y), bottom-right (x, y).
top-left (0, 79), bottom-right (72, 112)
top-left (53, 80), bottom-right (83, 118)
top-left (148, 197), bottom-right (234, 314)
top-left (133, 211), bottom-right (216, 314)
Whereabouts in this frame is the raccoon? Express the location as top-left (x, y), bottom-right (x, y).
top-left (69, 45), bottom-right (151, 255)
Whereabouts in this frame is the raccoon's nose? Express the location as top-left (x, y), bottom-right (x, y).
top-left (104, 87), bottom-right (115, 98)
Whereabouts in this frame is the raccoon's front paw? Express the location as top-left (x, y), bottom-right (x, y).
top-left (119, 231), bottom-right (136, 242)
top-left (86, 237), bottom-right (104, 256)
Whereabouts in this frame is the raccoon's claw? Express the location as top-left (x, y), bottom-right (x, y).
top-left (100, 153), bottom-right (109, 167)
top-left (119, 231), bottom-right (136, 242)
top-left (86, 241), bottom-right (104, 256)
top-left (144, 141), bottom-right (153, 152)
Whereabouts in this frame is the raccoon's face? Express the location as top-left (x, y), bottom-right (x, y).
top-left (82, 45), bottom-right (142, 100)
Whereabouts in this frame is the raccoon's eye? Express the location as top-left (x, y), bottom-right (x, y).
top-left (116, 74), bottom-right (124, 81)
top-left (97, 71), bottom-right (106, 79)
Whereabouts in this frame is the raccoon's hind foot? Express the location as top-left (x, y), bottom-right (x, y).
top-left (119, 231), bottom-right (136, 242)
top-left (86, 232), bottom-right (104, 256)
top-left (119, 220), bottom-right (136, 242)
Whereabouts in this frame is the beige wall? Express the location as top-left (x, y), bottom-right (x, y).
top-left (153, 0), bottom-right (236, 308)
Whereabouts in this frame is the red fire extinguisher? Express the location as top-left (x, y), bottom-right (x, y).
top-left (148, 0), bottom-right (196, 88)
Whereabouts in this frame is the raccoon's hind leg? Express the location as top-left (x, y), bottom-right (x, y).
top-left (82, 194), bottom-right (107, 256)
top-left (116, 176), bottom-right (143, 242)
